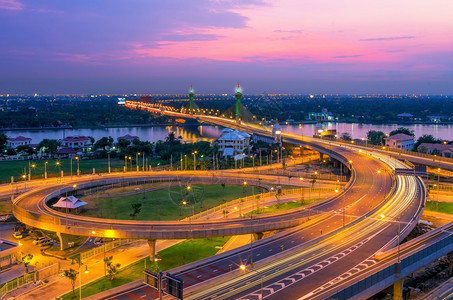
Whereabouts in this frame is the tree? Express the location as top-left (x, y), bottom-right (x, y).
top-left (0, 133), bottom-right (7, 151)
top-left (130, 203), bottom-right (142, 220)
top-left (94, 136), bottom-right (114, 150)
top-left (22, 253), bottom-right (33, 273)
top-left (340, 132), bottom-right (352, 141)
top-left (17, 145), bottom-right (35, 156)
top-left (389, 127), bottom-right (414, 137)
top-left (366, 130), bottom-right (386, 145)
top-left (275, 188), bottom-right (282, 208)
top-left (117, 138), bottom-right (131, 151)
top-left (39, 139), bottom-right (60, 155)
top-left (64, 268), bottom-right (78, 296)
top-left (104, 256), bottom-right (121, 280)
top-left (414, 134), bottom-right (442, 150)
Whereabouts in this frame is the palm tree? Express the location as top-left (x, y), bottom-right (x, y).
top-left (275, 188), bottom-right (282, 208)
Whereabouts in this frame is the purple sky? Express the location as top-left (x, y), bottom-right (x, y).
top-left (1, 0), bottom-right (452, 95)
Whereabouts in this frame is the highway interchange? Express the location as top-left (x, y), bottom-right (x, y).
top-left (8, 102), bottom-right (430, 299)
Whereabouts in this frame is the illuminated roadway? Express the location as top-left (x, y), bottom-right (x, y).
top-left (94, 102), bottom-right (425, 300)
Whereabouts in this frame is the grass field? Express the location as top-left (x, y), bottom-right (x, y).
top-left (425, 201), bottom-right (453, 214)
top-left (76, 184), bottom-right (264, 221)
top-left (246, 197), bottom-right (323, 216)
top-left (0, 158), bottom-right (125, 182)
top-left (60, 237), bottom-right (229, 299)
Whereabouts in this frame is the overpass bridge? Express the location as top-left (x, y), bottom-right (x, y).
top-left (71, 101), bottom-right (425, 300)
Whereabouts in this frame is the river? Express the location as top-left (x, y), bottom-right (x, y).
top-left (2, 122), bottom-right (452, 145)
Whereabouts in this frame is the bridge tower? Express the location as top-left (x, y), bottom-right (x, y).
top-left (189, 85), bottom-right (194, 113)
top-left (235, 81), bottom-right (242, 119)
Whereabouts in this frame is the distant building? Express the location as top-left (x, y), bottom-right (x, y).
top-left (417, 143), bottom-right (453, 157)
top-left (61, 136), bottom-right (92, 150)
top-left (117, 134), bottom-right (139, 142)
top-left (308, 111), bottom-right (334, 121)
top-left (7, 136), bottom-right (32, 149)
top-left (426, 115), bottom-right (445, 123)
top-left (385, 133), bottom-right (414, 151)
top-left (216, 129), bottom-right (251, 157)
top-left (397, 113), bottom-right (413, 121)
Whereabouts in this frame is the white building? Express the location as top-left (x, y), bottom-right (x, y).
top-left (61, 136), bottom-right (92, 150)
top-left (216, 129), bottom-right (251, 157)
top-left (7, 136), bottom-right (32, 149)
top-left (385, 133), bottom-right (414, 151)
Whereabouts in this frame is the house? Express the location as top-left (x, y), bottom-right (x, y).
top-left (384, 133), bottom-right (414, 151)
top-left (57, 148), bottom-right (77, 158)
top-left (216, 129), bottom-right (251, 157)
top-left (61, 136), bottom-right (92, 150)
top-left (397, 113), bottom-right (413, 121)
top-left (417, 143), bottom-right (453, 157)
top-left (0, 239), bottom-right (18, 268)
top-left (117, 134), bottom-right (139, 142)
top-left (7, 136), bottom-right (32, 149)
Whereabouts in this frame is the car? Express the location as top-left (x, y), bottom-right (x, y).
top-left (33, 237), bottom-right (50, 245)
top-left (13, 231), bottom-right (23, 239)
top-left (39, 239), bottom-right (53, 247)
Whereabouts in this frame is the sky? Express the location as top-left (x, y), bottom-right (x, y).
top-left (1, 0), bottom-right (452, 95)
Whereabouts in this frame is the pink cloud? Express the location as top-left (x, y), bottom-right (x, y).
top-left (0, 0), bottom-right (23, 10)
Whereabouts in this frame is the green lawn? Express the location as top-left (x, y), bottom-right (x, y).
top-left (245, 198), bottom-right (323, 216)
top-left (0, 158), bottom-right (125, 182)
top-left (60, 237), bottom-right (229, 299)
top-left (75, 184), bottom-right (264, 221)
top-left (425, 201), bottom-right (453, 214)
top-left (0, 200), bottom-right (12, 215)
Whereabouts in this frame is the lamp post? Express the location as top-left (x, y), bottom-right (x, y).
top-left (184, 154), bottom-right (187, 171)
top-left (239, 264), bottom-right (263, 298)
top-left (78, 263), bottom-right (88, 300)
top-left (124, 156), bottom-right (127, 172)
top-left (136, 152), bottom-right (141, 172)
top-left (192, 151), bottom-right (198, 171)
top-left (28, 162), bottom-right (36, 181)
top-left (22, 174), bottom-right (27, 191)
top-left (56, 161), bottom-right (61, 182)
top-left (44, 161), bottom-right (48, 179)
top-left (129, 156), bottom-right (132, 171)
top-left (380, 214), bottom-right (401, 274)
top-left (75, 156), bottom-right (80, 176)
top-left (108, 153), bottom-right (111, 173)
top-left (91, 230), bottom-right (106, 276)
top-left (437, 168), bottom-right (440, 211)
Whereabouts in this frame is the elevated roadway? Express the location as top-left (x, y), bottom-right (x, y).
top-left (95, 102), bottom-right (425, 300)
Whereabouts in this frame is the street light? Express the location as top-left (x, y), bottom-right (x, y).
top-left (44, 161), bottom-right (48, 179)
top-left (136, 152), bottom-right (141, 172)
top-left (78, 263), bottom-right (88, 300)
top-left (239, 264), bottom-right (264, 298)
top-left (91, 230), bottom-right (106, 276)
top-left (192, 151), bottom-right (198, 171)
top-left (28, 162), bottom-right (36, 181)
top-left (75, 156), bottom-right (80, 176)
top-left (56, 161), bottom-right (61, 181)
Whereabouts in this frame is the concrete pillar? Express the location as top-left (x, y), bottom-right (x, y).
top-left (56, 232), bottom-right (71, 250)
top-left (319, 153), bottom-right (324, 161)
top-left (252, 232), bottom-right (264, 241)
top-left (148, 239), bottom-right (157, 261)
top-left (393, 278), bottom-right (404, 300)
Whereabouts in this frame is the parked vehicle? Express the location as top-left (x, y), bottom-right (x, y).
top-left (13, 231), bottom-right (23, 239)
top-left (32, 237), bottom-right (51, 245)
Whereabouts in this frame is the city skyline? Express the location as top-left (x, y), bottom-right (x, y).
top-left (1, 0), bottom-right (452, 94)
